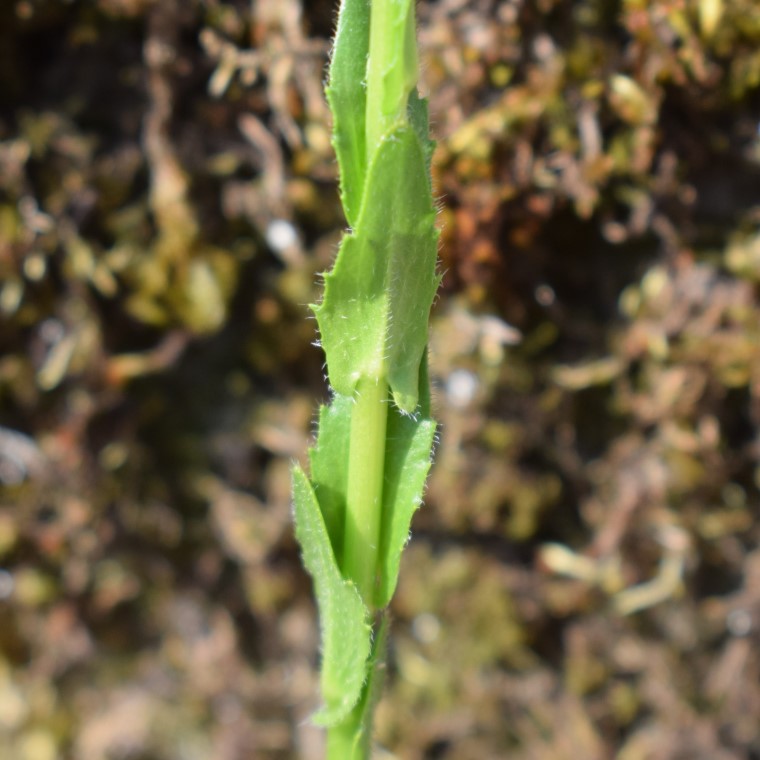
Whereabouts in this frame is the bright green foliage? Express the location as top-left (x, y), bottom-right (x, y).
top-left (325, 615), bottom-right (390, 758)
top-left (364, 0), bottom-right (419, 151)
top-left (314, 124), bottom-right (439, 413)
top-left (309, 394), bottom-right (353, 559)
top-left (376, 364), bottom-right (435, 608)
top-left (325, 0), bottom-right (369, 227)
top-left (292, 0), bottom-right (438, 754)
top-left (292, 466), bottom-right (372, 725)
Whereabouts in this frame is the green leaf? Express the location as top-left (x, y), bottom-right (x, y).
top-left (326, 0), bottom-right (370, 228)
top-left (326, 612), bottom-right (390, 758)
top-left (354, 612), bottom-right (390, 756)
top-left (376, 408), bottom-right (436, 609)
top-left (314, 124), bottom-right (440, 413)
top-left (309, 393), bottom-right (353, 561)
top-left (292, 465), bottom-right (371, 725)
top-left (417, 349), bottom-right (433, 419)
top-left (406, 91), bottom-right (435, 185)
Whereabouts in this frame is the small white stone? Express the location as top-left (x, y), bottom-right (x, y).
top-left (446, 368), bottom-right (479, 409)
top-left (265, 219), bottom-right (298, 253)
top-left (412, 612), bottom-right (441, 644)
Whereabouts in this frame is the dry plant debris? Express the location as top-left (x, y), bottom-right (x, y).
top-left (1, 0), bottom-right (760, 757)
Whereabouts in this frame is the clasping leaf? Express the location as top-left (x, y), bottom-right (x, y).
top-left (314, 124), bottom-right (440, 413)
top-left (292, 465), bottom-right (371, 724)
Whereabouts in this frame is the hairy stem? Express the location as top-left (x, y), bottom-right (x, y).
top-left (343, 376), bottom-right (388, 605)
top-left (365, 0), bottom-right (418, 156)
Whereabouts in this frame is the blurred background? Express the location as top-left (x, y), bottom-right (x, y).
top-left (1, 0), bottom-right (760, 757)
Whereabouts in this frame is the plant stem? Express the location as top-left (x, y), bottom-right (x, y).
top-left (324, 3), bottom-right (425, 757)
top-left (326, 701), bottom-right (363, 759)
top-left (365, 0), bottom-right (418, 156)
top-left (343, 376), bottom-right (388, 606)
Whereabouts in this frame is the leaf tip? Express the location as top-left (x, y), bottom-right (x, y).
top-left (391, 388), bottom-right (418, 415)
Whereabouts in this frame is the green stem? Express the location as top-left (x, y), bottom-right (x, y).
top-left (365, 0), bottom-right (418, 156)
top-left (326, 702), bottom-right (363, 759)
top-left (324, 3), bottom-right (424, 758)
top-left (344, 0), bottom-right (418, 607)
top-left (343, 376), bottom-right (388, 606)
